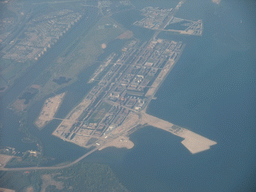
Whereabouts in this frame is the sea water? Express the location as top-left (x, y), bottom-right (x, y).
top-left (87, 0), bottom-right (256, 191)
top-left (1, 0), bottom-right (256, 191)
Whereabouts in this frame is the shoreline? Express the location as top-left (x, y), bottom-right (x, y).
top-left (99, 136), bottom-right (134, 151)
top-left (35, 92), bottom-right (66, 129)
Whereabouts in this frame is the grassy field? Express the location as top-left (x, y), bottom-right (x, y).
top-left (10, 16), bottom-right (125, 112)
top-left (32, 16), bottom-right (125, 100)
top-left (0, 59), bottom-right (32, 87)
top-left (0, 161), bottom-right (129, 192)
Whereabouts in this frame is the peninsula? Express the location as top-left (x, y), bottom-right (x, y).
top-left (0, 1), bottom-right (217, 172)
top-left (50, 1), bottom-right (216, 155)
top-left (35, 93), bottom-right (66, 129)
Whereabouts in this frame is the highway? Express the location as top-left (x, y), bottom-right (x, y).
top-left (0, 147), bottom-right (100, 172)
top-left (152, 0), bottom-right (185, 40)
top-left (0, 0), bottom-right (216, 173)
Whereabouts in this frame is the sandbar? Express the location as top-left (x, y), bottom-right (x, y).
top-left (0, 154), bottom-right (13, 168)
top-left (116, 30), bottom-right (133, 39)
top-left (140, 112), bottom-right (217, 154)
top-left (101, 43), bottom-right (107, 49)
top-left (0, 188), bottom-right (15, 192)
top-left (212, 0), bottom-right (221, 4)
top-left (35, 92), bottom-right (65, 129)
top-left (99, 136), bottom-right (134, 150)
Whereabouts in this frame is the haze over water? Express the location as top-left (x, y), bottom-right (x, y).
top-left (90, 0), bottom-right (256, 191)
top-left (1, 0), bottom-right (256, 191)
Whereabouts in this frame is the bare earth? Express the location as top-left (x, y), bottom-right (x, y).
top-left (26, 187), bottom-right (34, 192)
top-left (99, 110), bottom-right (216, 154)
top-left (111, 111), bottom-right (140, 136)
top-left (52, 97), bottom-right (93, 144)
top-left (116, 30), bottom-right (133, 39)
top-left (12, 98), bottom-right (28, 111)
top-left (99, 136), bottom-right (134, 150)
top-left (101, 43), bottom-right (107, 49)
top-left (140, 112), bottom-right (217, 154)
top-left (35, 92), bottom-right (66, 129)
top-left (41, 174), bottom-right (64, 192)
top-left (0, 154), bottom-right (13, 167)
top-left (212, 0), bottom-right (221, 4)
top-left (0, 188), bottom-right (15, 192)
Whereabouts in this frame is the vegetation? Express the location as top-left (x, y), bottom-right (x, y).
top-left (0, 162), bottom-right (129, 192)
top-left (3, 114), bottom-right (50, 168)
top-left (0, 58), bottom-right (32, 87)
top-left (38, 16), bottom-right (124, 96)
top-left (14, 16), bottom-right (125, 112)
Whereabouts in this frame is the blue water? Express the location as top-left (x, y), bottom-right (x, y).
top-left (87, 0), bottom-right (256, 191)
top-left (1, 0), bottom-right (256, 191)
top-left (0, 7), bottom-right (99, 152)
top-left (24, 39), bottom-right (129, 165)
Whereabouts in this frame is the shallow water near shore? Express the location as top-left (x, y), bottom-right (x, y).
top-left (1, 0), bottom-right (256, 191)
top-left (86, 1), bottom-right (256, 191)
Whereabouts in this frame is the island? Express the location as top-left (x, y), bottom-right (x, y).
top-left (52, 37), bottom-right (216, 154)
top-left (38, 1), bottom-right (216, 156)
top-left (0, 0), bottom-right (217, 172)
top-left (35, 92), bottom-right (66, 129)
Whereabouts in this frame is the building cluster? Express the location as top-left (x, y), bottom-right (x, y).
top-left (166, 17), bottom-right (203, 36)
top-left (53, 38), bottom-right (184, 148)
top-left (0, 17), bottom-right (16, 42)
top-left (2, 9), bottom-right (82, 62)
top-left (98, 0), bottom-right (132, 15)
top-left (133, 7), bottom-right (173, 30)
top-left (134, 6), bottom-right (203, 36)
top-left (181, 19), bottom-right (203, 36)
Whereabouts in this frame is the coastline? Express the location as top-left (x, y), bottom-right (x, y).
top-left (99, 136), bottom-right (134, 151)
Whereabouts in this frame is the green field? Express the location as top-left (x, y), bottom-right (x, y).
top-left (33, 16), bottom-right (124, 99)
top-left (11, 16), bottom-right (125, 110)
top-left (0, 59), bottom-right (32, 87)
top-left (0, 161), bottom-right (129, 192)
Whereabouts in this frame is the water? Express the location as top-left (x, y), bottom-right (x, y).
top-left (1, 0), bottom-right (256, 191)
top-left (87, 1), bottom-right (256, 191)
top-left (20, 39), bottom-right (128, 165)
top-left (0, 16), bottom-right (128, 162)
top-left (0, 7), bottom-right (99, 151)
top-left (112, 10), bottom-right (155, 42)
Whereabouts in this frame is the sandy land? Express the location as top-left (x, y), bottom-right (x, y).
top-left (41, 174), bottom-right (64, 192)
top-left (212, 0), bottom-right (221, 4)
top-left (35, 92), bottom-right (65, 129)
top-left (98, 112), bottom-right (138, 150)
top-left (52, 98), bottom-right (92, 138)
top-left (30, 84), bottom-right (41, 89)
top-left (12, 99), bottom-right (28, 111)
top-left (26, 187), bottom-right (34, 192)
top-left (99, 136), bottom-right (134, 150)
top-left (0, 188), bottom-right (15, 192)
top-left (116, 30), bottom-right (133, 39)
top-left (180, 29), bottom-right (194, 35)
top-left (179, 129), bottom-right (217, 154)
top-left (111, 112), bottom-right (140, 135)
top-left (140, 112), bottom-right (217, 154)
top-left (101, 43), bottom-right (107, 49)
top-left (0, 154), bottom-right (13, 167)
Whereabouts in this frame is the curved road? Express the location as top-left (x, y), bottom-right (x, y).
top-left (0, 147), bottom-right (99, 172)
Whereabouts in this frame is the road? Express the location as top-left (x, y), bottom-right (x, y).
top-left (0, 147), bottom-right (99, 172)
top-left (0, 0), bottom-right (211, 172)
top-left (152, 0), bottom-right (185, 40)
